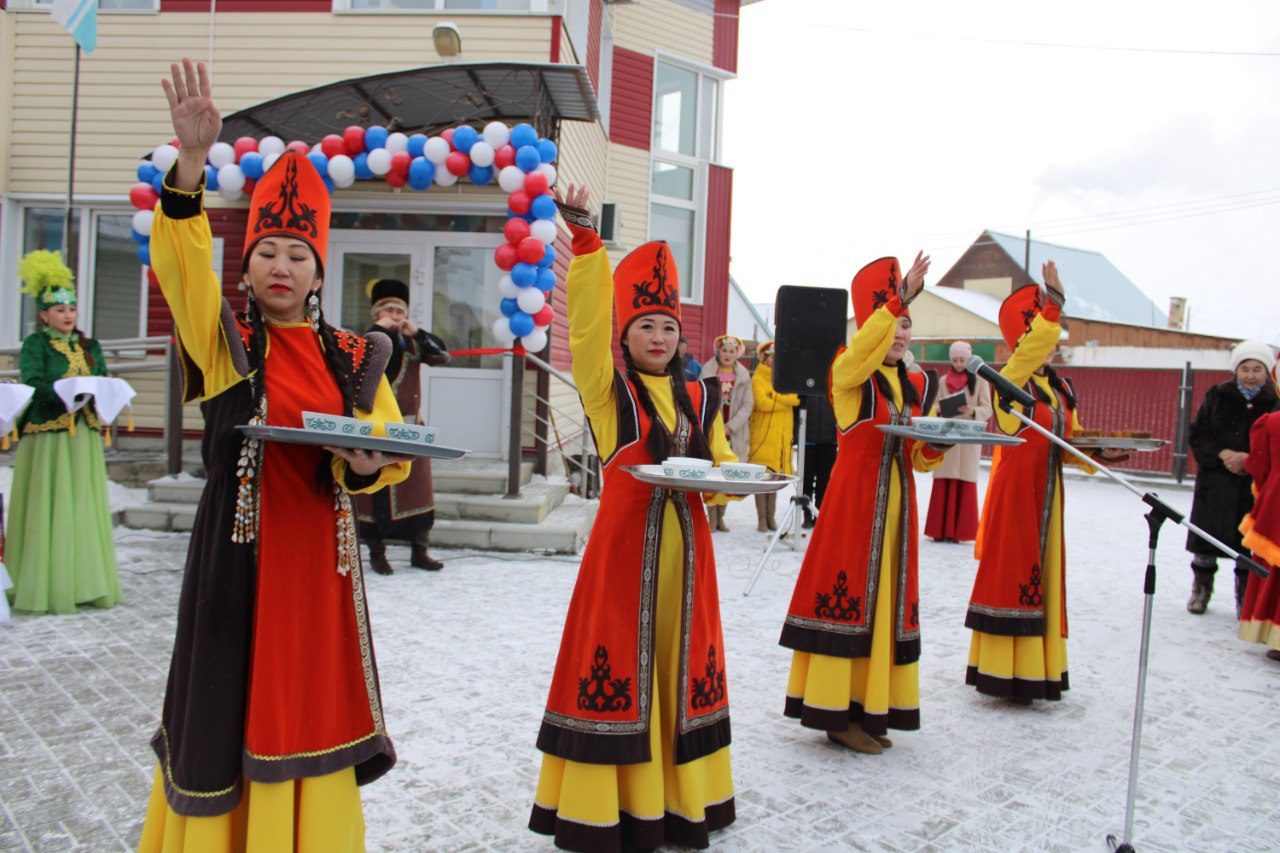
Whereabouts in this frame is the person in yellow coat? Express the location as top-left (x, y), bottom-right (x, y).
top-left (748, 342), bottom-right (801, 531)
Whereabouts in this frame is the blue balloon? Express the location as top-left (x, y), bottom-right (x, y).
top-left (536, 138), bottom-right (558, 163)
top-left (515, 145), bottom-right (542, 173)
top-left (509, 311), bottom-right (535, 338)
top-left (452, 125), bottom-right (479, 154)
top-left (307, 151), bottom-right (329, 176)
top-left (137, 162), bottom-right (159, 183)
top-left (151, 173), bottom-right (165, 195)
top-left (354, 152), bottom-right (374, 179)
top-left (204, 164), bottom-right (219, 192)
top-left (407, 133), bottom-right (428, 158)
top-left (131, 229), bottom-right (147, 245)
top-left (321, 175), bottom-right (335, 194)
top-left (239, 152), bottom-right (265, 180)
top-left (535, 266), bottom-right (557, 292)
top-left (536, 244), bottom-right (557, 269)
top-left (468, 164), bottom-right (494, 186)
top-left (500, 297), bottom-right (519, 317)
top-left (510, 123), bottom-right (538, 150)
top-left (408, 156), bottom-right (435, 190)
top-left (529, 193), bottom-right (557, 220)
top-left (364, 126), bottom-right (389, 150)
top-left (137, 244), bottom-right (151, 265)
top-left (511, 263), bottom-right (538, 288)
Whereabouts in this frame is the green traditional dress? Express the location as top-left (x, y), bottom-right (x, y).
top-left (6, 327), bottom-right (122, 614)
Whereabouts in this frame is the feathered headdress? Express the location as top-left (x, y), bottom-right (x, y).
top-left (18, 250), bottom-right (76, 310)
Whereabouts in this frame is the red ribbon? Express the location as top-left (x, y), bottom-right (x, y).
top-left (449, 344), bottom-right (526, 357)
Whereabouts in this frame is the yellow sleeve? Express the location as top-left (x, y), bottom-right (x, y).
top-left (831, 306), bottom-right (899, 429)
top-left (1063, 405), bottom-right (1098, 474)
top-left (332, 374), bottom-right (412, 494)
top-left (150, 197), bottom-right (243, 399)
top-left (911, 440), bottom-right (947, 472)
top-left (567, 246), bottom-right (619, 460)
top-left (752, 372), bottom-right (800, 412)
top-left (993, 314), bottom-right (1062, 434)
top-left (709, 410), bottom-right (737, 465)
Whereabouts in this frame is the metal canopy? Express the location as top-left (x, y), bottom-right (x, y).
top-left (218, 62), bottom-right (600, 143)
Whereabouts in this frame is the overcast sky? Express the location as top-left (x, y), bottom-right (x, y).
top-left (722, 0), bottom-right (1280, 341)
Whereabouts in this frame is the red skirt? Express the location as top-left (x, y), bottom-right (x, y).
top-left (924, 478), bottom-right (978, 542)
top-left (1239, 558), bottom-right (1280, 650)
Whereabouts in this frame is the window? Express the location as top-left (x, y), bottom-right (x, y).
top-left (90, 214), bottom-right (146, 341)
top-left (335, 0), bottom-right (561, 11)
top-left (10, 0), bottom-right (158, 11)
top-left (649, 59), bottom-right (723, 301)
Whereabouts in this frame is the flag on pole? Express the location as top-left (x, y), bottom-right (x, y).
top-left (52, 0), bottom-right (98, 54)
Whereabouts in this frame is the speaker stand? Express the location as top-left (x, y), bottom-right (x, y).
top-left (744, 410), bottom-right (811, 597)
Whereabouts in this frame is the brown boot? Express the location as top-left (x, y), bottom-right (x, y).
top-left (826, 724), bottom-right (884, 755)
top-left (410, 529), bottom-right (443, 571)
top-left (1266, 649), bottom-right (1280, 661)
top-left (716, 504), bottom-right (730, 532)
top-left (367, 538), bottom-right (393, 576)
top-left (755, 495), bottom-right (769, 532)
top-left (872, 735), bottom-right (893, 748)
top-left (766, 493), bottom-right (779, 531)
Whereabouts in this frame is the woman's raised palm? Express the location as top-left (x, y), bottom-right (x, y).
top-left (162, 58), bottom-right (221, 151)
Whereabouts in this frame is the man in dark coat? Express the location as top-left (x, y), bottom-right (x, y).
top-left (800, 392), bottom-right (838, 529)
top-left (1186, 340), bottom-right (1278, 614)
top-left (356, 279), bottom-right (451, 574)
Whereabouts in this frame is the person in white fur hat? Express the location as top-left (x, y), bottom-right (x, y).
top-left (923, 340), bottom-right (992, 542)
top-left (1185, 339), bottom-right (1278, 614)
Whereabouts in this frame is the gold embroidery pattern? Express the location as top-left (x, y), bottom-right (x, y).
top-left (245, 730), bottom-right (380, 762)
top-left (22, 410), bottom-right (100, 435)
top-left (47, 338), bottom-right (91, 377)
top-left (347, 529), bottom-right (386, 734)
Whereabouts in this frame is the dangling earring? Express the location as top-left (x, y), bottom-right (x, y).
top-left (307, 291), bottom-right (320, 332)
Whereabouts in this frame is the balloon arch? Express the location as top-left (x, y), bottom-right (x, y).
top-left (127, 120), bottom-right (560, 353)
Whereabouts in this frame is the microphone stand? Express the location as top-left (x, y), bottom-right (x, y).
top-left (743, 408), bottom-right (812, 597)
top-left (994, 395), bottom-right (1268, 853)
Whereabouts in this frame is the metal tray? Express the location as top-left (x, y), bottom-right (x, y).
top-left (878, 424), bottom-right (1025, 447)
top-left (1068, 436), bottom-right (1167, 452)
top-left (235, 425), bottom-right (468, 459)
top-left (623, 465), bottom-right (796, 495)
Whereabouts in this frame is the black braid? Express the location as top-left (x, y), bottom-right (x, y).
top-left (316, 308), bottom-right (355, 418)
top-left (896, 361), bottom-right (920, 410)
top-left (243, 295), bottom-right (268, 418)
top-left (668, 354), bottom-right (713, 462)
top-left (1043, 365), bottom-right (1075, 410)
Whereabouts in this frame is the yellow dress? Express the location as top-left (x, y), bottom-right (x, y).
top-left (785, 308), bottom-right (943, 734)
top-left (747, 361), bottom-right (801, 475)
top-left (531, 247), bottom-right (736, 851)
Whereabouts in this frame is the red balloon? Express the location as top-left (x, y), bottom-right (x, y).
top-left (494, 243), bottom-right (519, 271)
top-left (503, 218), bottom-right (531, 244)
top-left (517, 236), bottom-right (546, 265)
top-left (242, 178), bottom-right (257, 194)
top-left (508, 190), bottom-right (532, 216)
top-left (524, 171), bottom-right (550, 197)
top-left (320, 134), bottom-right (345, 158)
top-left (494, 144), bottom-right (516, 170)
top-left (233, 137), bottom-right (258, 161)
top-left (170, 138), bottom-right (181, 148)
top-left (441, 128), bottom-right (456, 148)
top-left (129, 182), bottom-right (159, 210)
top-left (343, 125), bottom-right (366, 156)
top-left (533, 304), bottom-right (555, 327)
top-left (386, 170), bottom-right (408, 188)
top-left (445, 151), bottom-right (471, 177)
top-left (390, 151), bottom-right (413, 176)
top-left (285, 140), bottom-right (311, 156)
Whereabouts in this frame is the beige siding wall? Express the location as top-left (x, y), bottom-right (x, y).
top-left (868, 290), bottom-right (1002, 342)
top-left (0, 15), bottom-right (15, 194)
top-left (604, 143), bottom-right (649, 253)
top-left (608, 0), bottom-right (714, 66)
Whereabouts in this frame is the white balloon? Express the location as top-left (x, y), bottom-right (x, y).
top-left (497, 165), bottom-right (526, 194)
top-left (258, 135), bottom-right (286, 157)
top-left (385, 132), bottom-right (409, 154)
top-left (131, 208), bottom-right (155, 236)
top-left (218, 186), bottom-right (243, 202)
top-left (262, 153), bottom-right (281, 174)
top-left (152, 144), bottom-right (179, 175)
top-left (521, 328), bottom-right (548, 353)
top-left (217, 163), bottom-right (246, 194)
top-left (498, 274), bottom-right (520, 299)
top-left (469, 141), bottom-right (495, 168)
top-left (517, 287), bottom-right (546, 314)
top-left (530, 218), bottom-right (558, 244)
top-left (482, 121), bottom-right (511, 150)
top-left (328, 154), bottom-right (356, 188)
top-left (207, 142), bottom-right (235, 169)
top-left (434, 168), bottom-right (458, 187)
top-left (366, 148), bottom-right (392, 176)
top-left (424, 136), bottom-right (451, 165)
top-left (492, 317), bottom-right (516, 344)
top-left (310, 142), bottom-right (322, 154)
top-left (537, 162), bottom-right (558, 188)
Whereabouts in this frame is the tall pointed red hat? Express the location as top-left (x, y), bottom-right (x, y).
top-left (999, 284), bottom-right (1046, 350)
top-left (613, 241), bottom-right (681, 337)
top-left (243, 151), bottom-right (331, 272)
top-left (851, 257), bottom-right (902, 328)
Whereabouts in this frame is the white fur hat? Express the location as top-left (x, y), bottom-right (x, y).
top-left (1231, 339), bottom-right (1275, 372)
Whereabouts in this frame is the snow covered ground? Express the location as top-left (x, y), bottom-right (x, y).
top-left (2, 469), bottom-right (1278, 851)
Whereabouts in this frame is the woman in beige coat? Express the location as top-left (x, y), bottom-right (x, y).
top-left (702, 334), bottom-right (752, 531)
top-left (924, 340), bottom-right (993, 542)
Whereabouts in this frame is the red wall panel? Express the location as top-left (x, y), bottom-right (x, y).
top-left (147, 208), bottom-right (248, 338)
top-left (609, 47), bottom-right (653, 150)
top-left (713, 0), bottom-right (740, 73)
top-left (586, 0), bottom-right (603, 92)
top-left (699, 164), bottom-right (732, 358)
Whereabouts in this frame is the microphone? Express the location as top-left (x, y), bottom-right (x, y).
top-left (965, 354), bottom-right (1036, 409)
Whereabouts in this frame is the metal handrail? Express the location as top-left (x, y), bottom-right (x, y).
top-left (517, 350), bottom-right (600, 500)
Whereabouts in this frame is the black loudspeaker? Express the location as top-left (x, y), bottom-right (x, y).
top-left (772, 285), bottom-right (848, 396)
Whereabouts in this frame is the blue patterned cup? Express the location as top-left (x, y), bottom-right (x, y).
top-left (662, 456), bottom-right (712, 479)
top-left (720, 461), bottom-right (767, 481)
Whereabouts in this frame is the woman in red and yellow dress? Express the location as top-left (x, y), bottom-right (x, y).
top-left (530, 185), bottom-right (737, 851)
top-left (138, 59), bottom-right (409, 851)
top-left (965, 264), bottom-right (1121, 703)
top-left (1237, 405), bottom-right (1280, 661)
top-left (780, 254), bottom-right (947, 755)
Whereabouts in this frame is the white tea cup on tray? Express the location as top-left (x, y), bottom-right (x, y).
top-left (662, 457), bottom-right (712, 479)
top-left (720, 461), bottom-right (767, 481)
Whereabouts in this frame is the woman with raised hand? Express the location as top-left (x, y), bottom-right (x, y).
top-left (138, 58), bottom-right (408, 851)
top-left (530, 183), bottom-right (738, 851)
